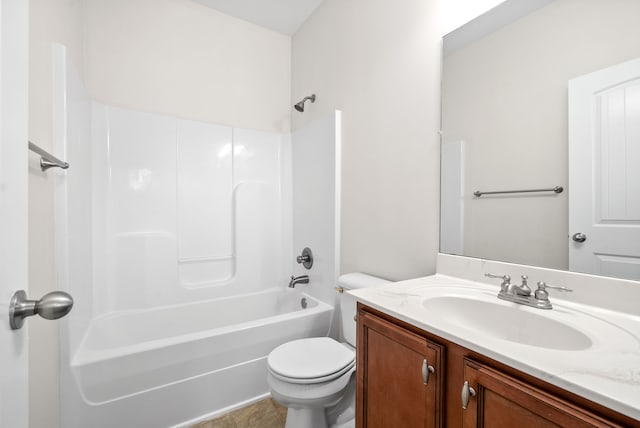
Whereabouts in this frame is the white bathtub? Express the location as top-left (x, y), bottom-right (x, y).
top-left (62, 288), bottom-right (333, 428)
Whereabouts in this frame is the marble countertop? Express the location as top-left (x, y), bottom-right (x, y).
top-left (349, 274), bottom-right (640, 421)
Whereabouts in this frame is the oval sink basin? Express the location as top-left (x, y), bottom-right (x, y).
top-left (422, 295), bottom-right (592, 351)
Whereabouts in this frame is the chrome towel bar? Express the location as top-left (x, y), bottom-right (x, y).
top-left (473, 186), bottom-right (563, 197)
top-left (29, 141), bottom-right (69, 171)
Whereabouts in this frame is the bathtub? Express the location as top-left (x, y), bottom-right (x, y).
top-left (61, 288), bottom-right (333, 428)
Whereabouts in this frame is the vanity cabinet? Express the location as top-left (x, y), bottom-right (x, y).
top-left (356, 304), bottom-right (637, 428)
top-left (356, 308), bottom-right (444, 428)
top-left (462, 359), bottom-right (617, 427)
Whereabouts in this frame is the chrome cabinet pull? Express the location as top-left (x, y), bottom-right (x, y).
top-left (422, 358), bottom-right (435, 385)
top-left (461, 381), bottom-right (476, 409)
top-left (9, 290), bottom-right (73, 330)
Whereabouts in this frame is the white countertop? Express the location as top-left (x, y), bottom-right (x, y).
top-left (349, 274), bottom-right (640, 421)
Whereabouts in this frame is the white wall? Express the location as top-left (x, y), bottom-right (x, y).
top-left (29, 1), bottom-right (85, 427)
top-left (82, 0), bottom-right (291, 133)
top-left (291, 0), bottom-right (504, 281)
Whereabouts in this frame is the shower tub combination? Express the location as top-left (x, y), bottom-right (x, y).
top-left (54, 47), bottom-right (341, 427)
top-left (64, 289), bottom-right (332, 427)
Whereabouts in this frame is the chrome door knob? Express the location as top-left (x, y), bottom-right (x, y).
top-left (572, 233), bottom-right (587, 243)
top-left (9, 290), bottom-right (73, 330)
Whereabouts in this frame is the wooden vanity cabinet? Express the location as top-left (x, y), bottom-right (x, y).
top-left (462, 358), bottom-right (620, 427)
top-left (356, 308), bottom-right (444, 428)
top-left (356, 304), bottom-right (638, 428)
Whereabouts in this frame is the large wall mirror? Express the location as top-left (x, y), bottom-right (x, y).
top-left (440, 0), bottom-right (640, 281)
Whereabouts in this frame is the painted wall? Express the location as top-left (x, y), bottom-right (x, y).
top-left (82, 0), bottom-right (291, 133)
top-left (291, 0), bottom-right (504, 281)
top-left (442, 0), bottom-right (640, 270)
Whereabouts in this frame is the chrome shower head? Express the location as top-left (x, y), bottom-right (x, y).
top-left (294, 94), bottom-right (316, 112)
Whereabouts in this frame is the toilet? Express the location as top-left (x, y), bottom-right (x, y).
top-left (267, 273), bottom-right (390, 428)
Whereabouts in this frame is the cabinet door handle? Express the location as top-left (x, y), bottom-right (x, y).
top-left (422, 358), bottom-right (435, 385)
top-left (461, 381), bottom-right (477, 409)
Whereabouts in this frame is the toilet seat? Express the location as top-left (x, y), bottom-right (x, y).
top-left (268, 337), bottom-right (355, 384)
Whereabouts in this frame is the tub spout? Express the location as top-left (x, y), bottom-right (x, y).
top-left (289, 275), bottom-right (309, 288)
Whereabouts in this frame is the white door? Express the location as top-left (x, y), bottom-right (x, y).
top-left (569, 58), bottom-right (640, 280)
top-left (0, 0), bottom-right (29, 427)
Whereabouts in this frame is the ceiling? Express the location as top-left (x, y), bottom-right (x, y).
top-left (192, 0), bottom-right (325, 35)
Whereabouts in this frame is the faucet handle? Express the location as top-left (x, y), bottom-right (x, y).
top-left (484, 273), bottom-right (511, 290)
top-left (484, 273), bottom-right (511, 285)
top-left (536, 281), bottom-right (572, 292)
top-left (296, 247), bottom-right (313, 269)
top-left (535, 281), bottom-right (572, 300)
top-left (485, 273), bottom-right (511, 282)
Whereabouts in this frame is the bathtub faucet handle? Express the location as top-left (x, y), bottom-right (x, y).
top-left (289, 275), bottom-right (310, 288)
top-left (296, 247), bottom-right (313, 269)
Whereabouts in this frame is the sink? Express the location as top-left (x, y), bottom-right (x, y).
top-left (422, 295), bottom-right (593, 351)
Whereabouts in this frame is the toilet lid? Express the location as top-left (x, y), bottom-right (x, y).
top-left (268, 337), bottom-right (355, 382)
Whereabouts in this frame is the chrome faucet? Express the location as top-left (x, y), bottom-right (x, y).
top-left (510, 274), bottom-right (532, 296)
top-left (289, 275), bottom-right (309, 288)
top-left (484, 273), bottom-right (572, 309)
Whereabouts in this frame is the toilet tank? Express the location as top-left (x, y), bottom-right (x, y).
top-left (338, 273), bottom-right (390, 347)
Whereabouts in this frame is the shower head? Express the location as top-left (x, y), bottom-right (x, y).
top-left (294, 94), bottom-right (316, 112)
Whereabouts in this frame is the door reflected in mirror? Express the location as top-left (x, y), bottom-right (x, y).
top-left (440, 0), bottom-right (640, 281)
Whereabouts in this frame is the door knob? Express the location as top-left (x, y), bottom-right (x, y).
top-left (9, 290), bottom-right (73, 330)
top-left (572, 233), bottom-right (587, 243)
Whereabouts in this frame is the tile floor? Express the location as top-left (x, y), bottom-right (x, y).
top-left (191, 398), bottom-right (287, 428)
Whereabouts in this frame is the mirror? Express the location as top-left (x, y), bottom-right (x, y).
top-left (440, 0), bottom-right (640, 281)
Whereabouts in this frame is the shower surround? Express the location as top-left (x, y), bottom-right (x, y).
top-left (53, 46), bottom-right (340, 427)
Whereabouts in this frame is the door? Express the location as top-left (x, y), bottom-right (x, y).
top-left (461, 359), bottom-right (618, 427)
top-left (357, 309), bottom-right (443, 428)
top-left (0, 0), bottom-right (29, 427)
top-left (569, 58), bottom-right (640, 280)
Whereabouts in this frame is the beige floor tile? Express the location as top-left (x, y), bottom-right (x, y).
top-left (232, 399), bottom-right (284, 428)
top-left (191, 398), bottom-right (286, 428)
top-left (269, 399), bottom-right (288, 422)
top-left (191, 413), bottom-right (237, 428)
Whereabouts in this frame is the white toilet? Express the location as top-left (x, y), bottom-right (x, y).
top-left (267, 273), bottom-right (390, 428)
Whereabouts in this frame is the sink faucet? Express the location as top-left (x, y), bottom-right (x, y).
top-left (289, 275), bottom-right (309, 288)
top-left (485, 273), bottom-right (572, 309)
top-left (510, 275), bottom-right (532, 296)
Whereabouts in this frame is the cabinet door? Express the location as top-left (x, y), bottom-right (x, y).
top-left (461, 358), bottom-right (623, 427)
top-left (357, 310), bottom-right (443, 428)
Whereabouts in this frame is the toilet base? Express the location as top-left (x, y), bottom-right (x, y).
top-left (285, 407), bottom-right (328, 428)
top-left (327, 376), bottom-right (355, 428)
top-left (272, 374), bottom-right (356, 428)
